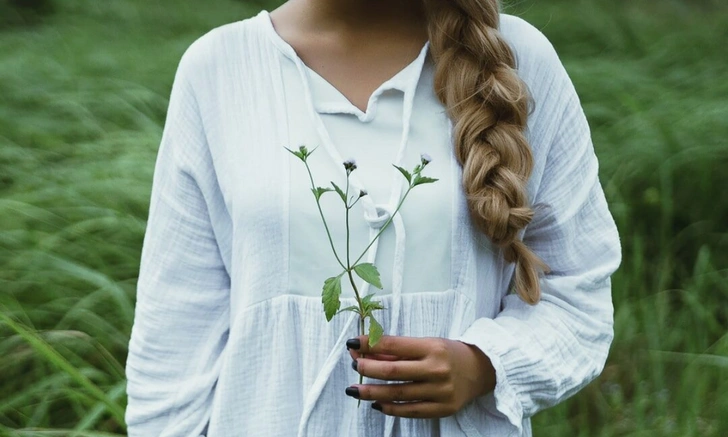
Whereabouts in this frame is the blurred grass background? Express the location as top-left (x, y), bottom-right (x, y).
top-left (1, 0), bottom-right (726, 435)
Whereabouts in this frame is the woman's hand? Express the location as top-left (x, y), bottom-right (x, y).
top-left (345, 335), bottom-right (496, 418)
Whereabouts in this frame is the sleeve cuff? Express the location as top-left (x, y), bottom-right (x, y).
top-left (457, 317), bottom-right (527, 434)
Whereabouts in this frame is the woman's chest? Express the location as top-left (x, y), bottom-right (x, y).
top-left (204, 54), bottom-right (497, 310)
top-left (284, 87), bottom-right (459, 302)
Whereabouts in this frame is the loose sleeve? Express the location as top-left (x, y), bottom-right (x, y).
top-left (457, 41), bottom-right (622, 433)
top-left (125, 44), bottom-right (231, 437)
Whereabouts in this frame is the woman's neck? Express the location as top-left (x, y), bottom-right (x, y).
top-left (281, 0), bottom-right (427, 34)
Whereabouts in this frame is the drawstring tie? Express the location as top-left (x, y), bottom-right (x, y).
top-left (285, 38), bottom-right (430, 437)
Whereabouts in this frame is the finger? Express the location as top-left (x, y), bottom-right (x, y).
top-left (348, 382), bottom-right (443, 403)
top-left (348, 350), bottom-right (401, 361)
top-left (372, 401), bottom-right (457, 419)
top-left (355, 356), bottom-right (436, 382)
top-left (347, 335), bottom-right (430, 359)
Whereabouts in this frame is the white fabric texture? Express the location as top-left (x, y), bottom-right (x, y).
top-left (125, 10), bottom-right (622, 437)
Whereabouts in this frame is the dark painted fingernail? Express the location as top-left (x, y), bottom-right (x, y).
top-left (372, 402), bottom-right (383, 412)
top-left (346, 338), bottom-right (361, 350)
top-left (351, 360), bottom-right (358, 372)
top-left (345, 387), bottom-right (360, 399)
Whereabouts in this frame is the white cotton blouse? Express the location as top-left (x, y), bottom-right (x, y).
top-left (125, 10), bottom-right (622, 437)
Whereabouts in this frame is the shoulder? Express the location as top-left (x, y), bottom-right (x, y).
top-left (497, 15), bottom-right (586, 183)
top-left (498, 14), bottom-right (579, 124)
top-left (498, 14), bottom-right (570, 91)
top-left (174, 12), bottom-right (269, 88)
top-left (498, 15), bottom-right (555, 55)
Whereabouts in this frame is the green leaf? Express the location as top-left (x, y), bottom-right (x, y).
top-left (413, 176), bottom-right (439, 186)
top-left (284, 145), bottom-right (317, 161)
top-left (337, 305), bottom-right (361, 316)
top-left (322, 275), bottom-right (343, 321)
top-left (362, 293), bottom-right (376, 305)
top-left (284, 146), bottom-right (304, 161)
top-left (353, 263), bottom-right (383, 289)
top-left (330, 181), bottom-right (347, 203)
top-left (361, 294), bottom-right (385, 314)
top-left (392, 165), bottom-right (412, 183)
top-left (368, 316), bottom-right (384, 348)
top-left (311, 186), bottom-right (333, 201)
top-left (304, 145), bottom-right (318, 158)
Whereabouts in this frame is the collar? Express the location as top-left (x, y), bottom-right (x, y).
top-left (305, 44), bottom-right (430, 120)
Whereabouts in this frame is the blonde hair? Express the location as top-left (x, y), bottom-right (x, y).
top-left (425, 0), bottom-right (548, 304)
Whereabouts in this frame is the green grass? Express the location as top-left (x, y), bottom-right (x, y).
top-left (1, 0), bottom-right (727, 435)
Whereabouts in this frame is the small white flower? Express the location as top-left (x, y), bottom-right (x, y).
top-left (420, 153), bottom-right (432, 165)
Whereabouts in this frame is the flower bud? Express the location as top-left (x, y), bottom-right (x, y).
top-left (420, 153), bottom-right (432, 166)
top-left (343, 159), bottom-right (357, 173)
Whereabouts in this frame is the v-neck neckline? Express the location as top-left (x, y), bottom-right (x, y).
top-left (302, 53), bottom-right (426, 119)
top-left (261, 9), bottom-right (430, 214)
top-left (260, 10), bottom-right (430, 119)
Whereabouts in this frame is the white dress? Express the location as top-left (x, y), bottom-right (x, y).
top-left (125, 10), bottom-right (622, 437)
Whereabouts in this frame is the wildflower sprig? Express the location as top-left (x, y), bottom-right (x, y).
top-left (285, 146), bottom-right (438, 349)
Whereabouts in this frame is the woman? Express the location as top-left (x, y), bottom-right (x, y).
top-left (125, 0), bottom-right (621, 436)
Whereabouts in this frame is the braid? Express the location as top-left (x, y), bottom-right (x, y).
top-left (425, 0), bottom-right (548, 304)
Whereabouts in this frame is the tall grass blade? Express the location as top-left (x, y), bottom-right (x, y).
top-left (0, 314), bottom-right (126, 424)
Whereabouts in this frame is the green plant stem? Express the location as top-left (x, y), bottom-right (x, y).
top-left (343, 178), bottom-right (366, 401)
top-left (345, 178), bottom-right (352, 281)
top-left (303, 160), bottom-right (346, 270)
top-left (348, 192), bottom-right (364, 209)
top-left (346, 269), bottom-right (366, 406)
top-left (346, 270), bottom-right (366, 329)
top-left (344, 178), bottom-right (365, 313)
top-left (352, 185), bottom-right (414, 267)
